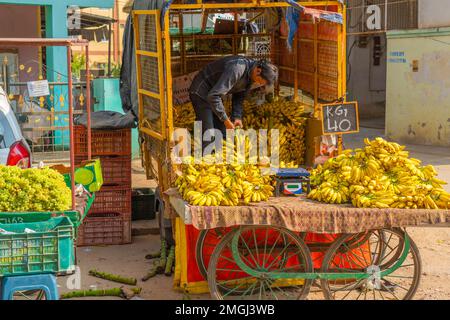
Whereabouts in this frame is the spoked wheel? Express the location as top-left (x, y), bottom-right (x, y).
top-left (208, 226), bottom-right (313, 300)
top-left (322, 230), bottom-right (387, 293)
top-left (196, 228), bottom-right (231, 280)
top-left (344, 230), bottom-right (387, 266)
top-left (320, 228), bottom-right (422, 300)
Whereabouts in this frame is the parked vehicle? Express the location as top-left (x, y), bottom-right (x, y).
top-left (0, 86), bottom-right (31, 167)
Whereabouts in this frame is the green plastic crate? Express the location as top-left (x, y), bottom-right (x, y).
top-left (0, 216), bottom-right (75, 276)
top-left (0, 194), bottom-right (96, 229)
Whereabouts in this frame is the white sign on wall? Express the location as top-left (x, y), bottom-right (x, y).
top-left (27, 80), bottom-right (50, 98)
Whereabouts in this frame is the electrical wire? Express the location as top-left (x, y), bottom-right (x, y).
top-left (346, 38), bottom-right (357, 89)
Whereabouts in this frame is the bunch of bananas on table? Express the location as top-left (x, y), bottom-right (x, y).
top-left (172, 97), bottom-right (309, 165)
top-left (175, 135), bottom-right (275, 207)
top-left (308, 137), bottom-right (450, 209)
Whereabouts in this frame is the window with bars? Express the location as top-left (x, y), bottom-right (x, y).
top-left (347, 0), bottom-right (418, 35)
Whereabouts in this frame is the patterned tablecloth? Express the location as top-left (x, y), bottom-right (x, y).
top-left (166, 189), bottom-right (450, 234)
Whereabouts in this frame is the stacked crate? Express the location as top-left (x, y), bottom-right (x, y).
top-left (74, 126), bottom-right (132, 246)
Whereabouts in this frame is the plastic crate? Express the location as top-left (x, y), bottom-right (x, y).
top-left (90, 185), bottom-right (131, 216)
top-left (75, 156), bottom-right (131, 187)
top-left (74, 126), bottom-right (131, 156)
top-left (0, 217), bottom-right (75, 276)
top-left (0, 194), bottom-right (96, 229)
top-left (77, 214), bottom-right (131, 246)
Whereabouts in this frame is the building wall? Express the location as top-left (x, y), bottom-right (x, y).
top-left (386, 28), bottom-right (450, 147)
top-left (0, 4), bottom-right (40, 82)
top-left (419, 0), bottom-right (450, 28)
top-left (347, 35), bottom-right (387, 118)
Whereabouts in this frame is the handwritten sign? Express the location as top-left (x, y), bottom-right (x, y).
top-left (321, 102), bottom-right (359, 135)
top-left (27, 80), bottom-right (50, 98)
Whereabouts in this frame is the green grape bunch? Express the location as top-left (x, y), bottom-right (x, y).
top-left (0, 166), bottom-right (72, 212)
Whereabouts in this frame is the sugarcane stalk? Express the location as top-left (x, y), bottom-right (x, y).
top-left (132, 287), bottom-right (142, 295)
top-left (145, 252), bottom-right (161, 260)
top-left (60, 288), bottom-right (123, 299)
top-left (158, 239), bottom-right (167, 273)
top-left (89, 269), bottom-right (137, 286)
top-left (165, 245), bottom-right (175, 276)
top-left (60, 287), bottom-right (142, 300)
top-left (142, 264), bottom-right (159, 281)
top-left (121, 287), bottom-right (143, 299)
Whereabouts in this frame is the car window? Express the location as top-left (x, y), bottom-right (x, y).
top-left (0, 111), bottom-right (15, 149)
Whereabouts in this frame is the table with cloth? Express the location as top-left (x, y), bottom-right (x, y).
top-left (166, 189), bottom-right (450, 294)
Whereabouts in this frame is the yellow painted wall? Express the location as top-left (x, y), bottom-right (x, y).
top-left (386, 28), bottom-right (450, 147)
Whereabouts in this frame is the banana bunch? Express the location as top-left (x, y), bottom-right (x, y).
top-left (363, 137), bottom-right (410, 170)
top-left (280, 101), bottom-right (308, 127)
top-left (240, 98), bottom-right (308, 165)
top-left (308, 181), bottom-right (350, 204)
top-left (223, 132), bottom-right (258, 165)
top-left (175, 162), bottom-right (224, 206)
top-left (221, 187), bottom-right (242, 206)
top-left (242, 164), bottom-right (275, 204)
top-left (175, 141), bottom-right (275, 206)
top-left (173, 97), bottom-right (309, 165)
top-left (351, 191), bottom-right (397, 209)
top-left (242, 182), bottom-right (274, 204)
top-left (308, 137), bottom-right (450, 210)
top-left (388, 183), bottom-right (450, 209)
top-left (173, 102), bottom-right (196, 132)
top-left (280, 161), bottom-right (298, 168)
top-left (384, 167), bottom-right (419, 194)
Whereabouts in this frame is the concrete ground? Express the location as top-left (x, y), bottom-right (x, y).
top-left (58, 119), bottom-right (450, 300)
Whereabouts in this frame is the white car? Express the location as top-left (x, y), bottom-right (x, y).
top-left (0, 86), bottom-right (31, 168)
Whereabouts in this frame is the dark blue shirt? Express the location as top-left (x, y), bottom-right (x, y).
top-left (189, 56), bottom-right (256, 122)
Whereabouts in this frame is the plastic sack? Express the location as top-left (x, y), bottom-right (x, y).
top-left (74, 111), bottom-right (137, 130)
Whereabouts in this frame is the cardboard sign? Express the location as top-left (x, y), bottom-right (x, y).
top-left (321, 102), bottom-right (359, 135)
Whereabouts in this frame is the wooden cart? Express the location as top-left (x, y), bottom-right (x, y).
top-left (168, 191), bottom-right (450, 300)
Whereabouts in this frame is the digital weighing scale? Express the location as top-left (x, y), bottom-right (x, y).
top-left (274, 168), bottom-right (311, 197)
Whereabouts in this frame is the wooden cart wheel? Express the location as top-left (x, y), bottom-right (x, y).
top-left (207, 226), bottom-right (313, 300)
top-left (322, 230), bottom-right (386, 293)
top-left (320, 228), bottom-right (422, 300)
top-left (196, 228), bottom-right (230, 280)
top-left (344, 230), bottom-right (387, 265)
top-left (197, 228), bottom-right (299, 280)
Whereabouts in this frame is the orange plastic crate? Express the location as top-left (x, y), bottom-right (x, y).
top-left (77, 213), bottom-right (131, 246)
top-left (75, 156), bottom-right (131, 187)
top-left (89, 185), bottom-right (132, 217)
top-left (74, 126), bottom-right (131, 157)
